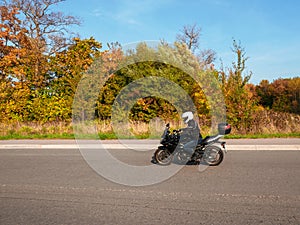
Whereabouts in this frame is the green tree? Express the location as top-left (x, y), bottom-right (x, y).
top-left (96, 42), bottom-right (212, 123)
top-left (38, 37), bottom-right (103, 122)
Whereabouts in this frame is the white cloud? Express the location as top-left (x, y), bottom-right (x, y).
top-left (94, 0), bottom-right (172, 26)
top-left (91, 9), bottom-right (103, 17)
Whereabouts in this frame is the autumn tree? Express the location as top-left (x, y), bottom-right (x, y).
top-left (2, 0), bottom-right (80, 88)
top-left (0, 5), bottom-right (33, 121)
top-left (219, 40), bottom-right (257, 132)
top-left (28, 37), bottom-right (103, 122)
top-left (256, 77), bottom-right (300, 114)
top-left (96, 42), bottom-right (213, 123)
top-left (2, 0), bottom-right (80, 54)
top-left (0, 0), bottom-right (81, 122)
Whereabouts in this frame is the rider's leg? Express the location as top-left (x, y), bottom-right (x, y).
top-left (184, 140), bottom-right (197, 155)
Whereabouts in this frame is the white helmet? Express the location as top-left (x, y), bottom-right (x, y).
top-left (181, 111), bottom-right (193, 124)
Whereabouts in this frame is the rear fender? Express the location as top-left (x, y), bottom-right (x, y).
top-left (208, 141), bottom-right (227, 153)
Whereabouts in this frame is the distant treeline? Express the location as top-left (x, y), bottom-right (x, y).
top-left (1, 1), bottom-right (299, 135)
top-left (254, 78), bottom-right (300, 114)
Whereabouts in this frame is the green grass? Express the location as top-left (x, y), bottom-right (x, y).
top-left (0, 133), bottom-right (75, 140)
top-left (225, 133), bottom-right (300, 139)
top-left (0, 132), bottom-right (159, 140)
top-left (1, 132), bottom-right (299, 140)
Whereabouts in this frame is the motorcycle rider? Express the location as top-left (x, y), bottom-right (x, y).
top-left (180, 111), bottom-right (202, 156)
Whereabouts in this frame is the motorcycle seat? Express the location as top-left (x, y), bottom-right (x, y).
top-left (199, 135), bottom-right (221, 145)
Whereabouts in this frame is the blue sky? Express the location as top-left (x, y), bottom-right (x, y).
top-left (56, 0), bottom-right (300, 84)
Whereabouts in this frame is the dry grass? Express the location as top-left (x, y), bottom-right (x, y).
top-left (0, 121), bottom-right (73, 137)
top-left (0, 110), bottom-right (300, 139)
top-left (244, 110), bottom-right (300, 135)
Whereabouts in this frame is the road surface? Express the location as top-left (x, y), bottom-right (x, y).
top-left (0, 141), bottom-right (300, 224)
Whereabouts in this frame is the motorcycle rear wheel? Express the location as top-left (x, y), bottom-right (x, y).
top-left (203, 146), bottom-right (224, 166)
top-left (154, 149), bottom-right (173, 165)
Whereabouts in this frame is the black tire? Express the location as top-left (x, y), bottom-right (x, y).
top-left (203, 146), bottom-right (224, 166)
top-left (154, 149), bottom-right (173, 165)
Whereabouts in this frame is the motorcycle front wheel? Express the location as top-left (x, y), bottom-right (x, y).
top-left (154, 149), bottom-right (173, 165)
top-left (203, 146), bottom-right (224, 166)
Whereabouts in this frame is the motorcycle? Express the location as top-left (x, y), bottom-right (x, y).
top-left (153, 123), bottom-right (231, 166)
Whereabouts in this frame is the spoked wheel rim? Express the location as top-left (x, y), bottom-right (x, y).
top-left (155, 149), bottom-right (172, 165)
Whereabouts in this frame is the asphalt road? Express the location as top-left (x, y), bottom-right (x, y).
top-left (1, 146), bottom-right (300, 225)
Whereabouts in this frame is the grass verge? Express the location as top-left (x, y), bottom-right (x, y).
top-left (0, 120), bottom-right (300, 140)
top-left (0, 132), bottom-right (299, 140)
top-left (225, 133), bottom-right (300, 139)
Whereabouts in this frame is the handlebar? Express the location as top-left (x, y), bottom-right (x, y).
top-left (172, 129), bottom-right (182, 133)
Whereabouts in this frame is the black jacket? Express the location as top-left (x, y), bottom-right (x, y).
top-left (182, 119), bottom-right (201, 140)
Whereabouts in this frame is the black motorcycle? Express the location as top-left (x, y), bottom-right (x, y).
top-left (153, 123), bottom-right (231, 166)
